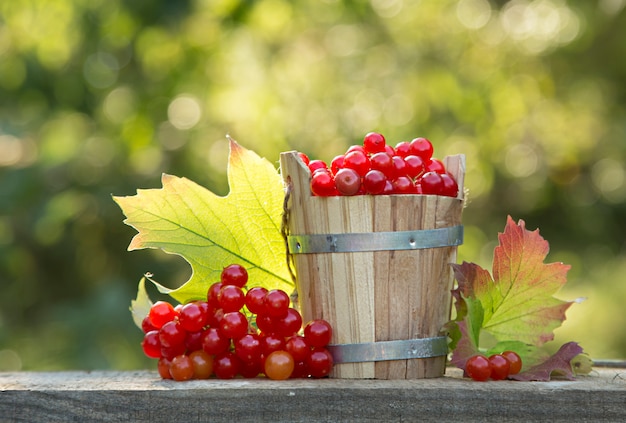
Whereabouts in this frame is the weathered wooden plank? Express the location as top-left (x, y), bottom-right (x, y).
top-left (279, 151), bottom-right (465, 380)
top-left (1, 368), bottom-right (624, 422)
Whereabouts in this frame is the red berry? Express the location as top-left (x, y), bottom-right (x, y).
top-left (440, 173), bottom-right (459, 197)
top-left (169, 354), bottom-right (195, 381)
top-left (465, 355), bottom-right (491, 381)
top-left (285, 335), bottom-right (311, 362)
top-left (403, 155), bottom-right (425, 179)
top-left (274, 308), bottom-right (303, 337)
top-left (264, 289), bottom-right (290, 318)
top-left (419, 171), bottom-right (444, 195)
top-left (501, 351), bottom-right (522, 375)
top-left (264, 350), bottom-right (295, 380)
top-left (346, 145), bottom-right (366, 154)
top-left (219, 311), bottom-right (249, 340)
top-left (184, 329), bottom-right (205, 352)
top-left (234, 333), bottom-right (263, 364)
top-left (201, 327), bottom-right (230, 355)
top-left (213, 351), bottom-right (241, 379)
top-left (489, 354), bottom-right (511, 380)
top-left (141, 315), bottom-right (158, 333)
top-left (308, 159), bottom-right (328, 173)
top-left (382, 179), bottom-right (394, 194)
top-left (255, 313), bottom-right (277, 334)
top-left (291, 360), bottom-right (310, 378)
top-left (390, 155), bottom-right (408, 179)
top-left (260, 333), bottom-right (286, 356)
top-left (392, 176), bottom-right (418, 194)
top-left (394, 141), bottom-right (411, 157)
top-left (178, 301), bottom-right (209, 332)
top-left (160, 343), bottom-right (186, 361)
top-left (409, 137), bottom-right (433, 160)
top-left (189, 350), bottom-right (214, 379)
top-left (148, 301), bottom-right (178, 329)
top-left (363, 169), bottom-right (387, 194)
top-left (207, 307), bottom-right (224, 328)
top-left (297, 152), bottom-right (310, 166)
top-left (245, 286), bottom-right (268, 315)
top-left (220, 263), bottom-right (248, 287)
top-left (142, 330), bottom-right (162, 358)
top-left (308, 347), bottom-right (333, 378)
top-left (207, 282), bottom-right (223, 308)
top-left (426, 158), bottom-right (446, 174)
top-left (363, 132), bottom-right (387, 154)
top-left (330, 155), bottom-right (345, 174)
top-left (369, 152), bottom-right (393, 174)
top-left (159, 320), bottom-right (187, 348)
top-left (310, 171), bottom-right (336, 196)
top-left (334, 168), bottom-right (361, 196)
top-left (304, 319), bottom-right (333, 347)
top-left (343, 150), bottom-right (370, 177)
top-left (218, 284), bottom-right (246, 312)
top-left (239, 360), bottom-right (263, 378)
top-left (157, 357), bottom-right (172, 379)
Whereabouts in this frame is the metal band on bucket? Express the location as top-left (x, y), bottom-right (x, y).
top-left (327, 337), bottom-right (448, 363)
top-left (288, 225), bottom-right (463, 254)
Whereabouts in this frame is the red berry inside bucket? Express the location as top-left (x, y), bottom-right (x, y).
top-left (302, 132), bottom-right (459, 198)
top-left (335, 168), bottom-right (361, 196)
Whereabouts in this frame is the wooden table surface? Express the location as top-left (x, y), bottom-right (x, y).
top-left (1, 366), bottom-right (624, 422)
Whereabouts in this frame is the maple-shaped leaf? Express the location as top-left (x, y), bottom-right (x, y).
top-left (114, 138), bottom-right (293, 304)
top-left (454, 216), bottom-right (572, 346)
top-left (130, 277), bottom-right (152, 329)
top-left (448, 216), bottom-right (584, 378)
top-left (510, 342), bottom-right (583, 381)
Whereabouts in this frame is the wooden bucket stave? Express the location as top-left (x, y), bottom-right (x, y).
top-left (280, 151), bottom-right (465, 379)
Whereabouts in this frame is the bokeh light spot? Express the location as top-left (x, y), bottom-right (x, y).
top-left (0, 135), bottom-right (23, 167)
top-left (371, 0), bottom-right (404, 19)
top-left (83, 52), bottom-right (120, 89)
top-left (599, 0), bottom-right (626, 15)
top-left (500, 0), bottom-right (581, 54)
top-left (168, 95), bottom-right (202, 130)
top-left (103, 87), bottom-right (137, 124)
top-left (324, 24), bottom-right (362, 57)
top-left (505, 143), bottom-right (540, 178)
top-left (457, 0), bottom-right (493, 30)
top-left (591, 158), bottom-right (626, 203)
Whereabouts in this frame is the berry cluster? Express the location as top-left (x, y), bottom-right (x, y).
top-left (464, 351), bottom-right (522, 382)
top-left (141, 263), bottom-right (334, 381)
top-left (300, 132), bottom-right (458, 197)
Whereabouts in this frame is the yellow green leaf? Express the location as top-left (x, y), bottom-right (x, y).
top-left (130, 276), bottom-right (152, 329)
top-left (114, 138), bottom-right (293, 304)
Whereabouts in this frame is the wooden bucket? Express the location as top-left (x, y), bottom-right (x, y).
top-left (279, 151), bottom-right (465, 379)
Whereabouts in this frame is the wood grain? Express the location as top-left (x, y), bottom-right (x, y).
top-left (1, 368), bottom-right (624, 422)
top-left (280, 152), bottom-right (465, 379)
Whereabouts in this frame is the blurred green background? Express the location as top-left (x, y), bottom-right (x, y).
top-left (1, 0), bottom-right (625, 371)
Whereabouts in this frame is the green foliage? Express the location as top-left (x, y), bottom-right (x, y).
top-left (115, 139), bottom-right (293, 304)
top-left (1, 0), bottom-right (625, 370)
top-left (452, 216), bottom-right (572, 347)
top-left (130, 278), bottom-right (152, 330)
top-left (447, 216), bottom-right (587, 380)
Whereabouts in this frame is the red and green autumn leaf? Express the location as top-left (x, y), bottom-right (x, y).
top-left (447, 216), bottom-right (588, 381)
